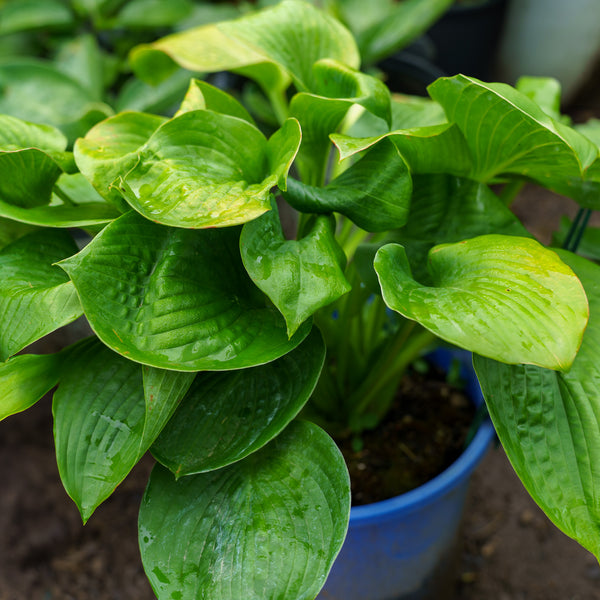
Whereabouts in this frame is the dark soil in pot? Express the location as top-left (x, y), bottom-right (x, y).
top-left (337, 362), bottom-right (475, 506)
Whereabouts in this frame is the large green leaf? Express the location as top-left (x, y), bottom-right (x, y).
top-left (428, 75), bottom-right (600, 206)
top-left (474, 250), bottom-right (600, 559)
top-left (152, 328), bottom-right (325, 476)
top-left (375, 235), bottom-right (588, 371)
top-left (241, 204), bottom-right (350, 336)
top-left (74, 111), bottom-right (167, 209)
top-left (130, 0), bottom-right (359, 96)
top-left (53, 339), bottom-right (194, 523)
top-left (284, 138), bottom-right (412, 232)
top-left (0, 58), bottom-right (113, 141)
top-left (0, 352), bottom-right (62, 420)
top-left (59, 211), bottom-right (310, 371)
top-left (117, 112), bottom-right (301, 228)
top-left (139, 420), bottom-right (350, 600)
top-left (0, 229), bottom-right (82, 360)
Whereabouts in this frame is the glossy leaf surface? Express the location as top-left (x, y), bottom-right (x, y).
top-left (53, 339), bottom-right (192, 523)
top-left (152, 329), bottom-right (325, 476)
top-left (140, 421), bottom-right (350, 600)
top-left (74, 111), bottom-right (167, 208)
top-left (375, 235), bottom-right (588, 371)
top-left (118, 113), bottom-right (300, 228)
top-left (285, 138), bottom-right (412, 231)
top-left (474, 250), bottom-right (600, 559)
top-left (59, 211), bottom-right (310, 371)
top-left (0, 229), bottom-right (82, 360)
top-left (130, 0), bottom-right (359, 94)
top-left (0, 353), bottom-right (62, 420)
top-left (428, 75), bottom-right (600, 205)
top-left (242, 204), bottom-right (349, 336)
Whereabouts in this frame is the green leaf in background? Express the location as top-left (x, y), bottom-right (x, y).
top-left (474, 250), bottom-right (600, 559)
top-left (427, 75), bottom-right (600, 201)
top-left (53, 339), bottom-right (193, 523)
top-left (289, 58), bottom-right (390, 182)
top-left (117, 112), bottom-right (300, 228)
top-left (0, 0), bottom-right (74, 35)
top-left (74, 111), bottom-right (167, 209)
top-left (54, 34), bottom-right (105, 101)
top-left (0, 58), bottom-right (113, 141)
top-left (0, 352), bottom-right (62, 420)
top-left (241, 206), bottom-right (349, 337)
top-left (130, 0), bottom-right (359, 96)
top-left (115, 69), bottom-right (193, 115)
top-left (356, 0), bottom-right (453, 65)
top-left (59, 211), bottom-right (310, 371)
top-left (516, 76), bottom-right (563, 122)
top-left (0, 229), bottom-right (82, 361)
top-left (375, 234), bottom-right (588, 371)
top-left (175, 78), bottom-right (255, 123)
top-left (113, 0), bottom-right (193, 28)
top-left (139, 420), bottom-right (350, 600)
top-left (285, 138), bottom-right (412, 231)
top-left (152, 328), bottom-right (325, 476)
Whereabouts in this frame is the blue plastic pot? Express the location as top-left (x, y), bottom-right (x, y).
top-left (317, 351), bottom-right (495, 600)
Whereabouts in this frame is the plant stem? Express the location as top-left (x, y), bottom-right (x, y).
top-left (53, 185), bottom-right (78, 206)
top-left (563, 207), bottom-right (593, 253)
top-left (499, 179), bottom-right (525, 206)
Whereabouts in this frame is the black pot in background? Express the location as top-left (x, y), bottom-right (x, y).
top-left (426, 0), bottom-right (509, 81)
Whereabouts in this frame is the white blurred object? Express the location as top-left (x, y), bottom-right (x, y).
top-left (496, 0), bottom-right (600, 103)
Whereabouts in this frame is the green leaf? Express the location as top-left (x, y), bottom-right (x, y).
top-left (516, 76), bottom-right (563, 121)
top-left (375, 235), bottom-right (588, 371)
top-left (0, 114), bottom-right (69, 210)
top-left (285, 138), bottom-right (412, 231)
top-left (117, 112), bottom-right (300, 228)
top-left (74, 111), bottom-right (167, 209)
top-left (53, 339), bottom-right (193, 523)
top-left (115, 69), bottom-right (193, 115)
top-left (139, 421), bottom-right (350, 600)
top-left (114, 0), bottom-right (192, 27)
top-left (289, 58), bottom-right (390, 182)
top-left (130, 0), bottom-right (359, 95)
top-left (175, 78), bottom-right (255, 124)
top-left (389, 175), bottom-right (530, 284)
top-left (152, 328), bottom-right (325, 476)
top-left (59, 211), bottom-right (311, 371)
top-left (427, 75), bottom-right (599, 198)
top-left (332, 123), bottom-right (471, 176)
top-left (0, 229), bottom-right (82, 361)
top-left (0, 0), bottom-right (74, 35)
top-left (54, 34), bottom-right (105, 101)
top-left (474, 250), bottom-right (600, 559)
top-left (0, 58), bottom-right (113, 141)
top-left (241, 204), bottom-right (350, 336)
top-left (0, 352), bottom-right (62, 420)
top-left (142, 366), bottom-right (196, 450)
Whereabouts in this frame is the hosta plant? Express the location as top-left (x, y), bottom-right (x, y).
top-left (2, 1), bottom-right (600, 598)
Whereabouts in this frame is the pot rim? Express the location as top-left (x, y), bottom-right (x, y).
top-left (349, 350), bottom-right (495, 524)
